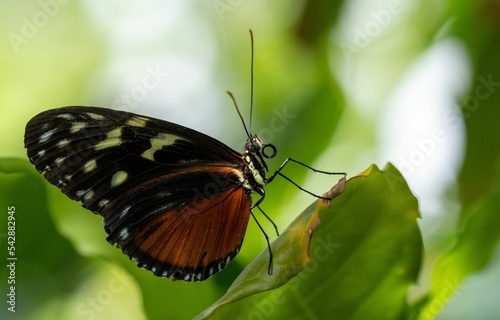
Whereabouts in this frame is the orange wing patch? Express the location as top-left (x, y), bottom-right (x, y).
top-left (131, 186), bottom-right (251, 281)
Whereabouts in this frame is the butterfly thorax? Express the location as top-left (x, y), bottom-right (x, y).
top-left (242, 135), bottom-right (270, 194)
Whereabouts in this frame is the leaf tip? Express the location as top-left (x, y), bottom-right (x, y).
top-left (356, 164), bottom-right (381, 177)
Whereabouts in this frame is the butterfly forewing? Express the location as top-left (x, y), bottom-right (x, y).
top-left (25, 106), bottom-right (252, 281)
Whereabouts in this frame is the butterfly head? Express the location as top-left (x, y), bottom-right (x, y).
top-left (245, 135), bottom-right (277, 160)
top-left (243, 135), bottom-right (277, 190)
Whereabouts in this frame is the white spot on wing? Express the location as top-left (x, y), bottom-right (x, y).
top-left (184, 274), bottom-right (191, 281)
top-left (119, 205), bottom-right (131, 219)
top-left (111, 171), bottom-right (128, 187)
top-left (56, 113), bottom-right (75, 120)
top-left (37, 150), bottom-right (46, 157)
top-left (76, 189), bottom-right (90, 198)
top-left (118, 228), bottom-right (129, 240)
top-left (39, 129), bottom-right (56, 143)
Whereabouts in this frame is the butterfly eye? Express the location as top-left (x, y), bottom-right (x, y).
top-left (262, 143), bottom-right (277, 159)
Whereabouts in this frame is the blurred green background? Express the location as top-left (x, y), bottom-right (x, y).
top-left (1, 0), bottom-right (500, 319)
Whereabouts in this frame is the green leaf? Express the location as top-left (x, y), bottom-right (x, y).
top-left (416, 163), bottom-right (500, 320)
top-left (454, 1), bottom-right (500, 207)
top-left (197, 163), bottom-right (422, 319)
top-left (296, 0), bottom-right (343, 44)
top-left (0, 158), bottom-right (89, 319)
top-left (196, 173), bottom-right (346, 320)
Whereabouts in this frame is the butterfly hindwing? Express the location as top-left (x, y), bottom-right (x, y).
top-left (126, 185), bottom-right (251, 281)
top-left (25, 106), bottom-right (252, 281)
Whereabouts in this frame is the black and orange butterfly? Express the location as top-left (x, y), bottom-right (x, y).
top-left (24, 31), bottom-right (344, 282)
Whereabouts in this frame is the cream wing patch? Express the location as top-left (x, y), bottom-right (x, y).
top-left (54, 157), bottom-right (65, 166)
top-left (70, 122), bottom-right (87, 133)
top-left (86, 112), bottom-right (105, 120)
top-left (95, 127), bottom-right (123, 150)
top-left (111, 171), bottom-right (128, 187)
top-left (57, 139), bottom-right (70, 148)
top-left (126, 116), bottom-right (148, 128)
top-left (83, 159), bottom-right (97, 173)
top-left (141, 133), bottom-right (185, 161)
top-left (98, 199), bottom-right (109, 208)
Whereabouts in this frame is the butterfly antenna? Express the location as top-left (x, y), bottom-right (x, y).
top-left (227, 91), bottom-right (251, 139)
top-left (225, 30), bottom-right (255, 141)
top-left (249, 29), bottom-right (254, 135)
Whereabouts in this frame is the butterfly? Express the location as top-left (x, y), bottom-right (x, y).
top-left (24, 31), bottom-right (344, 282)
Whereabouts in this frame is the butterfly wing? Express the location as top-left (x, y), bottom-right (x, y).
top-left (24, 106), bottom-right (251, 281)
top-left (129, 185), bottom-right (250, 281)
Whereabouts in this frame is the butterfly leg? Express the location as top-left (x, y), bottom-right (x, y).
top-left (250, 191), bottom-right (279, 236)
top-left (249, 191), bottom-right (279, 274)
top-left (255, 205), bottom-right (279, 237)
top-left (266, 158), bottom-right (346, 200)
top-left (250, 210), bottom-right (273, 275)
